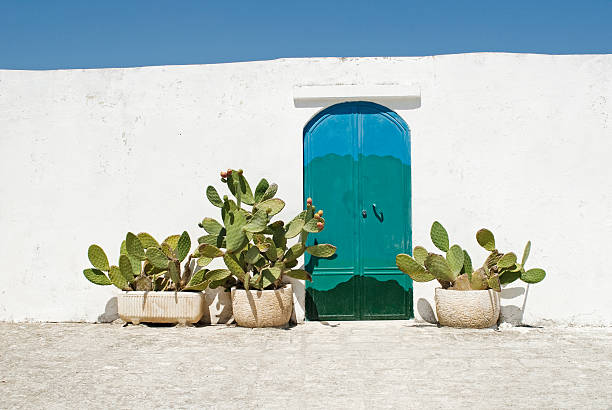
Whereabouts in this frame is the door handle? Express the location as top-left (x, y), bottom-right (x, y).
top-left (372, 203), bottom-right (383, 222)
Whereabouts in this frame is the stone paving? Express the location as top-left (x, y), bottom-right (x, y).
top-left (0, 321), bottom-right (611, 409)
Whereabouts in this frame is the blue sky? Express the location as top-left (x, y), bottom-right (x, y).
top-left (1, 0), bottom-right (611, 70)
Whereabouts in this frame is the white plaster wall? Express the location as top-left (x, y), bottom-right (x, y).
top-left (1, 53), bottom-right (610, 325)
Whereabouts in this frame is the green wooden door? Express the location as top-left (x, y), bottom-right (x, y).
top-left (304, 102), bottom-right (412, 320)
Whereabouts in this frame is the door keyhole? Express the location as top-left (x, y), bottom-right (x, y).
top-left (362, 210), bottom-right (367, 218)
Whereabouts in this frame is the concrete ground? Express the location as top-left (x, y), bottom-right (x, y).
top-left (0, 322), bottom-right (610, 409)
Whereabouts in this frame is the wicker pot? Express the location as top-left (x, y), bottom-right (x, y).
top-left (231, 284), bottom-right (293, 328)
top-left (118, 291), bottom-right (205, 325)
top-left (434, 288), bottom-right (500, 328)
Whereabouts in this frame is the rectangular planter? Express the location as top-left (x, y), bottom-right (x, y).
top-left (118, 291), bottom-right (205, 325)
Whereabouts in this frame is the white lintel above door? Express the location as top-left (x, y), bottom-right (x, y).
top-left (293, 84), bottom-right (421, 109)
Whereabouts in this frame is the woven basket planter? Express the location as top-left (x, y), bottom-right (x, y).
top-left (231, 284), bottom-right (293, 328)
top-left (434, 288), bottom-right (500, 328)
top-left (118, 291), bottom-right (205, 325)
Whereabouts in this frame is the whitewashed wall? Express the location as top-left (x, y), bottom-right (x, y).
top-left (1, 53), bottom-right (610, 325)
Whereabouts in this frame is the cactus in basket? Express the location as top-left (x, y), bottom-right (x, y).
top-left (395, 222), bottom-right (546, 292)
top-left (196, 169), bottom-right (336, 291)
top-left (83, 231), bottom-right (209, 291)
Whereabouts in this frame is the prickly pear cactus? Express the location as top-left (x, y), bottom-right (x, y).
top-left (198, 170), bottom-right (336, 291)
top-left (83, 231), bottom-right (205, 292)
top-left (397, 222), bottom-right (547, 293)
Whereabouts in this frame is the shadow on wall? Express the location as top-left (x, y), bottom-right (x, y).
top-left (98, 296), bottom-right (118, 323)
top-left (417, 298), bottom-right (437, 324)
top-left (284, 276), bottom-right (306, 324)
top-left (500, 285), bottom-right (529, 325)
top-left (294, 96), bottom-right (422, 110)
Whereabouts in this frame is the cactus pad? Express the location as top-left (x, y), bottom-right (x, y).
top-left (497, 252), bottom-right (517, 269)
top-left (476, 229), bottom-right (495, 251)
top-left (521, 268), bottom-right (546, 283)
top-left (88, 245), bottom-right (109, 271)
top-left (285, 269), bottom-right (312, 281)
top-left (413, 246), bottom-right (428, 266)
top-left (206, 185), bottom-right (224, 208)
top-left (163, 234), bottom-right (180, 250)
top-left (302, 217), bottom-right (321, 233)
top-left (470, 267), bottom-right (489, 290)
top-left (168, 259), bottom-right (181, 285)
top-left (261, 266), bottom-right (281, 289)
top-left (243, 210), bottom-right (269, 233)
top-left (260, 183), bottom-right (278, 202)
top-left (453, 273), bottom-right (472, 290)
top-left (109, 265), bottom-right (129, 290)
top-left (184, 269), bottom-right (210, 291)
top-left (145, 247), bottom-right (169, 269)
top-left (430, 221), bottom-right (449, 252)
top-left (126, 232), bottom-right (146, 260)
top-left (306, 244), bottom-right (336, 258)
top-left (205, 269), bottom-right (232, 283)
top-left (257, 198), bottom-right (285, 216)
top-left (254, 178), bottom-right (269, 203)
top-left (225, 210), bottom-right (248, 252)
top-left (424, 253), bottom-right (456, 282)
top-left (487, 274), bottom-right (501, 292)
top-left (161, 241), bottom-right (176, 259)
top-left (499, 270), bottom-right (521, 285)
top-left (446, 244), bottom-right (464, 275)
top-left (462, 250), bottom-right (473, 279)
top-left (137, 232), bottom-right (160, 249)
top-left (285, 214), bottom-right (306, 238)
top-left (245, 246), bottom-right (262, 264)
top-left (485, 250), bottom-right (502, 269)
top-left (396, 254), bottom-right (435, 282)
top-left (83, 268), bottom-right (112, 285)
top-left (176, 231), bottom-right (191, 262)
top-left (200, 218), bottom-right (224, 235)
top-left (521, 241), bottom-right (531, 266)
top-left (284, 243), bottom-right (305, 261)
top-left (198, 244), bottom-right (224, 258)
top-left (223, 253), bottom-right (245, 277)
top-left (118, 254), bottom-right (135, 282)
top-left (197, 257), bottom-right (213, 267)
top-left (198, 234), bottom-right (226, 248)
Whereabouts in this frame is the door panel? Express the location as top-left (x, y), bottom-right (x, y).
top-left (304, 106), bottom-right (359, 320)
top-left (305, 102), bottom-right (412, 320)
top-left (359, 107), bottom-right (412, 319)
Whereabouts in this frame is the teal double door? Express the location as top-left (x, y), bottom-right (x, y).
top-left (304, 102), bottom-right (413, 320)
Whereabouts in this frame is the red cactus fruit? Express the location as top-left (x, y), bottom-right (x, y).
top-left (317, 210), bottom-right (323, 216)
top-left (314, 214), bottom-right (320, 220)
top-left (220, 171), bottom-right (227, 178)
top-left (316, 222), bottom-right (324, 230)
top-left (306, 197), bottom-right (312, 205)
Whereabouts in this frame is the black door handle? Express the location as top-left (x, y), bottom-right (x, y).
top-left (372, 203), bottom-right (383, 222)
